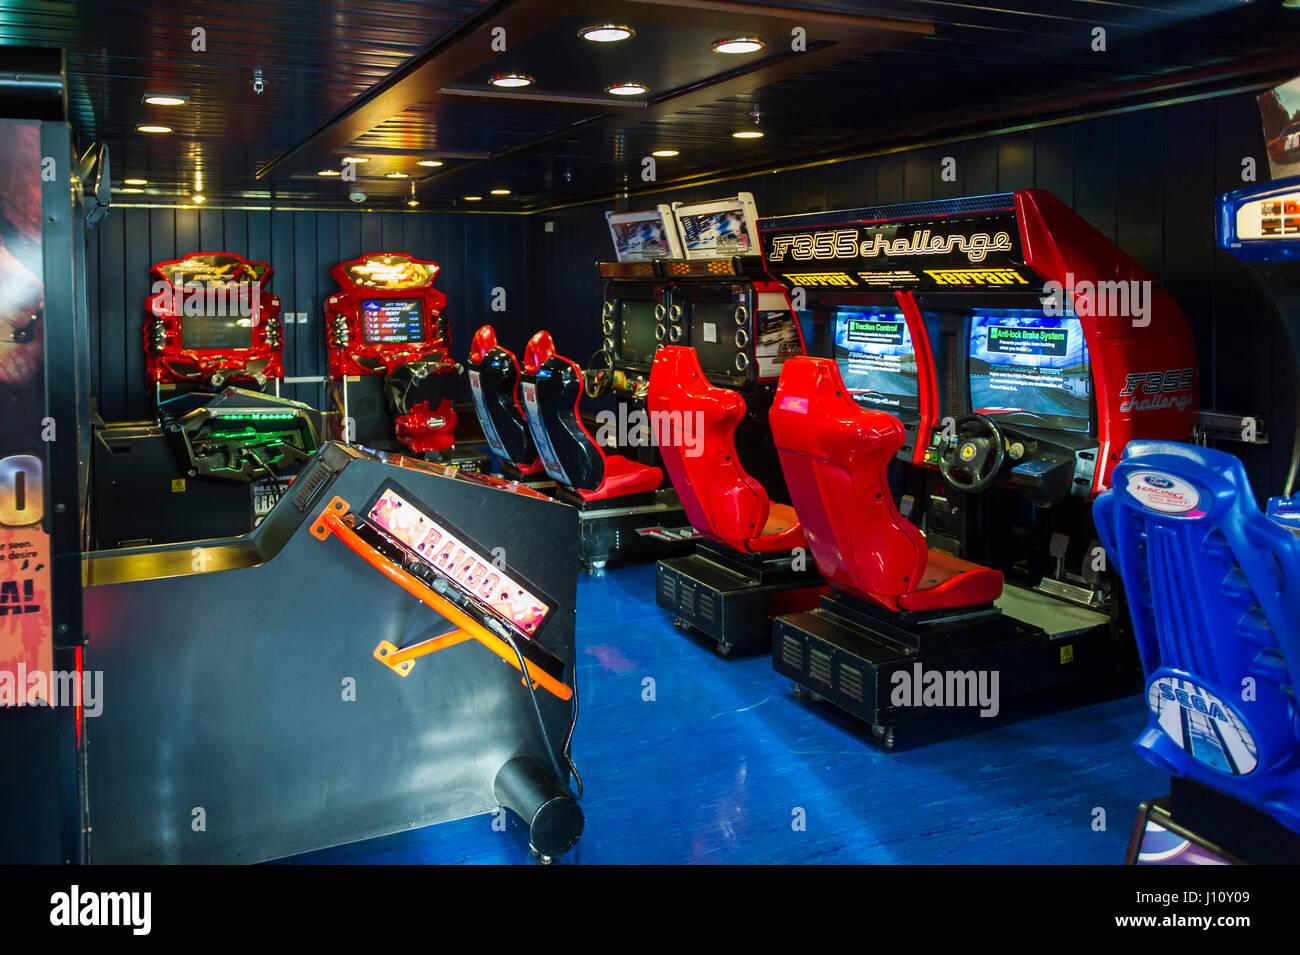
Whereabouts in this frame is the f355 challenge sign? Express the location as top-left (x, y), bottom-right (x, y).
top-left (760, 211), bottom-right (1038, 291)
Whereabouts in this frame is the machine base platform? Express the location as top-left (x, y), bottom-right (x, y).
top-left (656, 544), bottom-right (825, 657)
top-left (570, 488), bottom-right (699, 571)
top-left (772, 585), bottom-right (1130, 746)
top-left (1127, 778), bottom-right (1300, 865)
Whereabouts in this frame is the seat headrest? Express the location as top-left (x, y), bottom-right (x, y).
top-left (470, 325), bottom-right (498, 364)
top-left (523, 330), bottom-right (557, 375)
top-left (771, 357), bottom-right (904, 459)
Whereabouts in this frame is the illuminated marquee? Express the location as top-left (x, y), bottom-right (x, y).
top-left (923, 268), bottom-right (1031, 286)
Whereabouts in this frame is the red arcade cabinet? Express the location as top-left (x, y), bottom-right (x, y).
top-left (145, 252), bottom-right (283, 398)
top-left (756, 189), bottom-right (1199, 745)
top-left (325, 252), bottom-right (458, 454)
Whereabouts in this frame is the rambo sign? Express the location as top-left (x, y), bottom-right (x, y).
top-left (761, 212), bottom-right (1038, 291)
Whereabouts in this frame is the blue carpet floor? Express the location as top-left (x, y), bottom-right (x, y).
top-left (288, 561), bottom-right (1164, 865)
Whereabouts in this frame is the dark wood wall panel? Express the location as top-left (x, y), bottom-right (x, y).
top-left (87, 210), bottom-right (526, 420)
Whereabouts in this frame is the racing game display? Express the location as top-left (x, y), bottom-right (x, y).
top-left (181, 314), bottom-right (255, 350)
top-left (832, 308), bottom-right (919, 412)
top-left (362, 298), bottom-right (424, 345)
top-left (969, 311), bottom-right (1091, 432)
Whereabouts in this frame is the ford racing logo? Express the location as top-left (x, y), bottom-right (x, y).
top-left (1143, 475), bottom-right (1174, 489)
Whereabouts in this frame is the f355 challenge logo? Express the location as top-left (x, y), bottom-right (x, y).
top-left (766, 226), bottom-right (1015, 264)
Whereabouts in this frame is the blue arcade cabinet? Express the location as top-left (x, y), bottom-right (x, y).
top-left (1091, 175), bottom-right (1300, 864)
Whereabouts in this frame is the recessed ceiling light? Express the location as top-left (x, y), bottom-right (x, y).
top-left (119, 188), bottom-right (145, 194)
top-left (408, 199), bottom-right (419, 207)
top-left (579, 24), bottom-right (634, 43)
top-left (318, 169), bottom-right (341, 176)
top-left (490, 188), bottom-right (511, 195)
top-left (606, 82), bottom-right (647, 96)
top-left (463, 195), bottom-right (483, 201)
top-left (123, 178), bottom-right (148, 185)
top-left (651, 149), bottom-right (679, 157)
top-left (143, 93), bottom-right (189, 106)
top-left (732, 130), bottom-right (764, 139)
top-left (417, 160), bottom-right (444, 167)
top-left (712, 37), bottom-right (764, 54)
top-left (192, 194), bottom-right (206, 203)
top-left (490, 73), bottom-right (534, 89)
top-left (386, 172), bottom-right (409, 178)
top-left (341, 156), bottom-right (370, 164)
top-left (136, 124), bottom-right (173, 134)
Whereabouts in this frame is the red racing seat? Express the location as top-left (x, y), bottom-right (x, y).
top-left (520, 330), bottom-right (663, 502)
top-left (648, 346), bottom-right (804, 554)
top-left (770, 357), bottom-right (1002, 613)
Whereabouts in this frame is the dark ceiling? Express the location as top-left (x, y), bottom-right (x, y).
top-left (3, 0), bottom-right (1299, 213)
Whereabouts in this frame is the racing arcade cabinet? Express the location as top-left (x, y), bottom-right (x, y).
top-left (465, 324), bottom-right (549, 487)
top-left (93, 252), bottom-right (318, 547)
top-left (760, 190), bottom-right (1199, 746)
top-left (325, 252), bottom-right (460, 456)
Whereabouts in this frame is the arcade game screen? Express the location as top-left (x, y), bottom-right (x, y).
top-left (362, 298), bottom-right (424, 345)
top-left (366, 485), bottom-right (553, 641)
top-left (610, 215), bottom-right (672, 260)
top-left (618, 299), bottom-right (659, 365)
top-left (692, 300), bottom-right (744, 376)
top-left (968, 311), bottom-right (1092, 432)
top-left (181, 314), bottom-right (255, 350)
top-left (832, 308), bottom-right (919, 412)
top-left (678, 209), bottom-right (752, 255)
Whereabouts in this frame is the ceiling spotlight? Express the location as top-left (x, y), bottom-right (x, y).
top-left (143, 93), bottom-right (189, 106)
top-left (408, 198), bottom-right (419, 207)
top-left (606, 82), bottom-right (648, 96)
top-left (651, 149), bottom-right (679, 157)
top-left (417, 160), bottom-right (444, 167)
top-left (463, 195), bottom-right (483, 201)
top-left (318, 169), bottom-right (341, 176)
top-left (119, 188), bottom-right (145, 194)
top-left (123, 178), bottom-right (148, 185)
top-left (341, 156), bottom-right (370, 164)
top-left (490, 188), bottom-right (511, 195)
top-left (386, 172), bottom-right (409, 178)
top-left (732, 130), bottom-right (764, 139)
top-left (712, 37), bottom-right (764, 54)
top-left (192, 194), bottom-right (206, 203)
top-left (579, 24), bottom-right (634, 43)
top-left (136, 124), bottom-right (173, 134)
top-left (490, 73), bottom-right (535, 89)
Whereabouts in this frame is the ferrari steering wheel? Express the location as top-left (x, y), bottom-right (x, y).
top-left (938, 413), bottom-right (1007, 493)
top-left (583, 348), bottom-right (615, 399)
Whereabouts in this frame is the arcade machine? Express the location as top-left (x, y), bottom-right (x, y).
top-left (81, 442), bottom-right (585, 863)
top-left (91, 252), bottom-right (318, 547)
top-left (325, 252), bottom-right (474, 463)
top-left (756, 190), bottom-right (1199, 746)
top-left (1103, 174), bottom-right (1300, 864)
top-left (519, 329), bottom-right (694, 570)
top-left (1098, 441), bottom-right (1300, 865)
top-left (604, 194), bottom-right (816, 653)
top-left (0, 47), bottom-right (95, 863)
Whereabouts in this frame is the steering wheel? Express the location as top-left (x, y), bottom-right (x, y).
top-left (583, 348), bottom-right (615, 399)
top-left (938, 413), bottom-right (1007, 493)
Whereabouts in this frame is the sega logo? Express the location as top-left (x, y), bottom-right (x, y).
top-left (1143, 476), bottom-right (1174, 489)
top-left (1156, 682), bottom-right (1229, 721)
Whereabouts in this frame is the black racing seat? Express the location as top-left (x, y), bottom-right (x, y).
top-left (519, 330), bottom-right (662, 501)
top-left (466, 324), bottom-right (542, 475)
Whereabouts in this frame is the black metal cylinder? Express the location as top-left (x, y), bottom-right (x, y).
top-left (493, 755), bottom-right (584, 859)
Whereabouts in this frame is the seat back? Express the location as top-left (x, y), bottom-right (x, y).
top-left (1094, 440), bottom-right (1300, 831)
top-left (770, 357), bottom-right (926, 608)
top-left (465, 325), bottom-right (540, 471)
top-left (648, 346), bottom-right (771, 550)
top-left (519, 331), bottom-right (605, 491)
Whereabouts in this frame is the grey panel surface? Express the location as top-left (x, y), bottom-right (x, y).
top-left (82, 442), bottom-right (578, 863)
